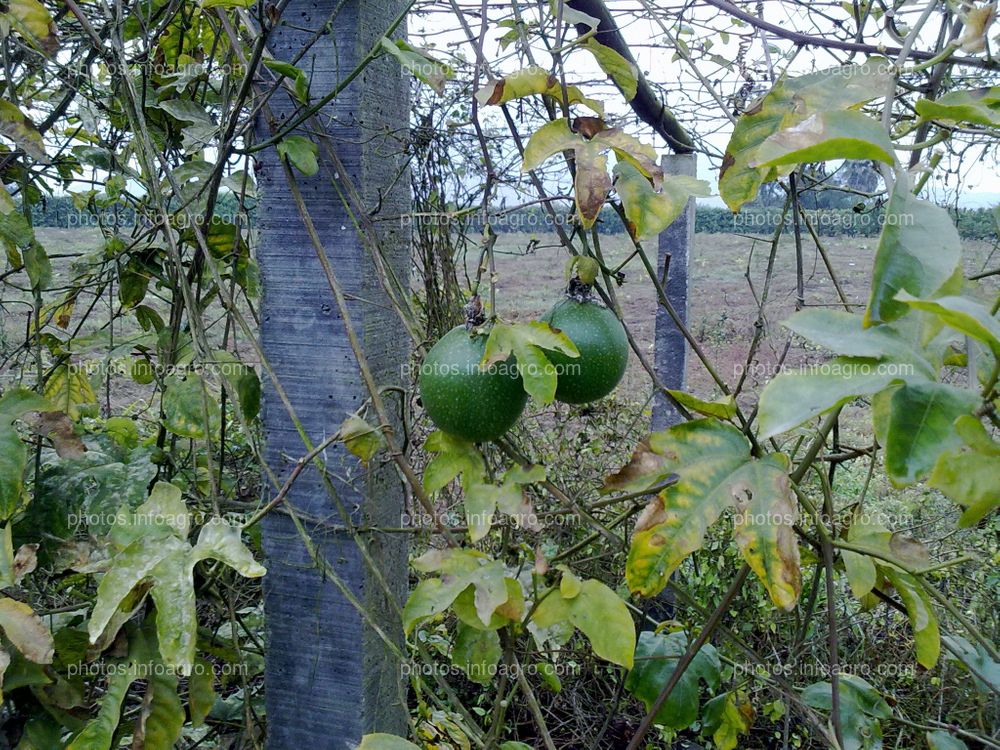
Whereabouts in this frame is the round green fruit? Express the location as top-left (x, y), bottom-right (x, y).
top-left (418, 325), bottom-right (527, 442)
top-left (541, 298), bottom-right (628, 404)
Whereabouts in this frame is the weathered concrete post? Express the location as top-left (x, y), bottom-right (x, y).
top-left (652, 153), bottom-right (697, 430)
top-left (255, 1), bottom-right (410, 747)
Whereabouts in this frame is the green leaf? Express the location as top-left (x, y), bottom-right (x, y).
top-left (532, 578), bottom-right (635, 668)
top-left (0, 425), bottom-right (27, 522)
top-left (929, 415), bottom-right (1000, 526)
top-left (276, 135), bottom-right (319, 176)
top-left (719, 62), bottom-right (892, 211)
top-left (475, 66), bottom-right (603, 114)
top-left (67, 665), bottom-right (135, 750)
top-left (665, 389), bottom-right (737, 419)
top-left (189, 658), bottom-right (216, 727)
top-left (22, 242), bottom-right (51, 290)
top-left (404, 550), bottom-right (509, 632)
top-left (783, 308), bottom-right (926, 361)
top-left (942, 634), bottom-right (1000, 696)
top-left (379, 38), bottom-right (452, 94)
top-left (0, 99), bottom-right (48, 164)
top-left (803, 674), bottom-right (889, 750)
top-left (209, 350), bottom-right (260, 421)
top-left (896, 293), bottom-right (1000, 359)
top-left (423, 431), bottom-right (486, 492)
top-left (482, 321), bottom-right (579, 404)
top-left (731, 454), bottom-right (802, 610)
top-left (751, 110), bottom-right (896, 168)
top-left (883, 382), bottom-right (978, 486)
top-left (581, 38), bottom-right (638, 101)
top-left (865, 184), bottom-right (962, 326)
top-left (882, 568), bottom-right (939, 669)
top-left (926, 730), bottom-right (969, 750)
top-left (548, 0), bottom-right (598, 29)
top-left (137, 668), bottom-right (184, 750)
top-left (338, 414), bottom-right (385, 464)
top-left (162, 374), bottom-right (220, 440)
top-left (624, 629), bottom-right (720, 729)
top-left (263, 59), bottom-right (311, 103)
top-left (89, 512), bottom-right (264, 674)
top-left (358, 736), bottom-right (421, 750)
top-left (452, 622), bottom-right (501, 684)
top-left (757, 357), bottom-right (906, 439)
top-left (614, 161), bottom-right (710, 240)
top-left (916, 87), bottom-right (999, 128)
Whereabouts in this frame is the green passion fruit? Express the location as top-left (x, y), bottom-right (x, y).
top-left (418, 325), bottom-right (528, 442)
top-left (541, 298), bottom-right (628, 404)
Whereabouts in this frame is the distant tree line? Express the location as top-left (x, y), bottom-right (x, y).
top-left (25, 192), bottom-right (999, 241)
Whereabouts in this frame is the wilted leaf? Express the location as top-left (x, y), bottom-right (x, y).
top-left (731, 454), bottom-right (802, 610)
top-left (403, 552), bottom-right (509, 632)
top-left (665, 389), bottom-right (737, 419)
top-left (338, 414), bottom-right (386, 464)
top-left (0, 100), bottom-right (47, 162)
top-left (0, 598), bottom-right (54, 663)
top-left (476, 66), bottom-right (603, 114)
top-left (603, 437), bottom-right (674, 494)
top-left (67, 665), bottom-right (135, 750)
top-left (30, 411), bottom-right (87, 458)
top-left (958, 3), bottom-right (997, 53)
top-left (44, 365), bottom-right (98, 420)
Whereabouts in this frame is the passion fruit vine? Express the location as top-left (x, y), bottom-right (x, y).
top-left (418, 325), bottom-right (528, 442)
top-left (541, 283), bottom-right (628, 405)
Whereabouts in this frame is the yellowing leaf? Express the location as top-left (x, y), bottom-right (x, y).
top-left (0, 598), bottom-right (53, 663)
top-left (614, 161), bottom-right (709, 241)
top-left (44, 365), bottom-right (97, 420)
top-left (476, 66), bottom-right (603, 114)
top-left (482, 321), bottom-right (578, 404)
top-left (731, 454), bottom-right (802, 610)
top-left (720, 62), bottom-right (892, 212)
top-left (0, 100), bottom-right (47, 162)
top-left (751, 110), bottom-right (896, 169)
top-left (338, 414), bottom-right (386, 464)
top-left (882, 567), bottom-right (940, 669)
top-left (532, 578), bottom-right (635, 668)
top-left (2, 0), bottom-right (58, 54)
